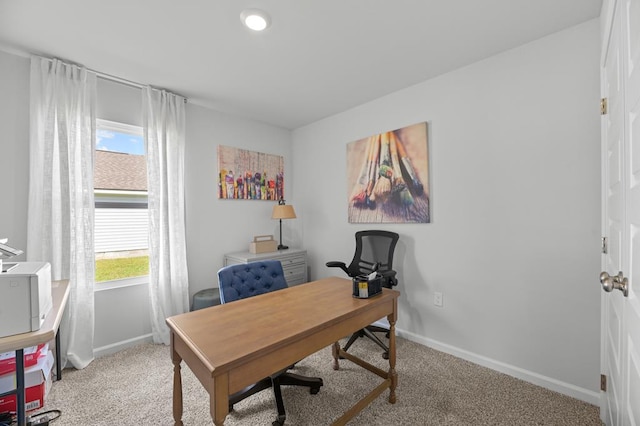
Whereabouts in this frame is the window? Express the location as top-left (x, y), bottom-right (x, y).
top-left (94, 119), bottom-right (149, 283)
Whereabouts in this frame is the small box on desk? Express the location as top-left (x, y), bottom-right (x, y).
top-left (249, 235), bottom-right (278, 254)
top-left (352, 275), bottom-right (382, 299)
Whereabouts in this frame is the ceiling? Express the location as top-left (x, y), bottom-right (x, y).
top-left (0, 1), bottom-right (602, 129)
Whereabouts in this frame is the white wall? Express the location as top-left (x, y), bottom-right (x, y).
top-left (0, 50), bottom-right (29, 257)
top-left (185, 104), bottom-right (295, 296)
top-left (292, 20), bottom-right (601, 402)
top-left (93, 283), bottom-right (152, 355)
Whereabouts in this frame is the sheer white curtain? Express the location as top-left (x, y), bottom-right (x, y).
top-left (142, 87), bottom-right (190, 345)
top-left (27, 56), bottom-right (96, 369)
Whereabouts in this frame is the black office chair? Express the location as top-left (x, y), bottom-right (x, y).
top-left (326, 230), bottom-right (399, 359)
top-left (217, 260), bottom-right (323, 426)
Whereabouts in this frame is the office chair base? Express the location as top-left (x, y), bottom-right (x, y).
top-left (229, 378), bottom-right (273, 411)
top-left (272, 373), bottom-right (322, 425)
top-left (343, 327), bottom-right (391, 359)
top-left (272, 376), bottom-right (286, 426)
top-left (229, 371), bottom-right (323, 422)
top-left (277, 372), bottom-right (323, 393)
top-left (368, 325), bottom-right (390, 336)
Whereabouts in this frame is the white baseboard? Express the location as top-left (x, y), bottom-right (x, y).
top-left (93, 333), bottom-right (154, 358)
top-left (395, 328), bottom-right (600, 406)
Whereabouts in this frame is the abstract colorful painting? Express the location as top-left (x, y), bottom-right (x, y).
top-left (346, 122), bottom-right (430, 223)
top-left (217, 145), bottom-right (285, 200)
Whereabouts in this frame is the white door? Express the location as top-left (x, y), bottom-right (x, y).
top-left (600, 0), bottom-right (640, 425)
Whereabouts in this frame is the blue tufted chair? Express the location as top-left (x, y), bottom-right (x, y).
top-left (218, 259), bottom-right (288, 303)
top-left (217, 260), bottom-right (323, 426)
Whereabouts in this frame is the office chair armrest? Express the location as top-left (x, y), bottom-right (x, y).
top-left (325, 261), bottom-right (349, 276)
top-left (379, 270), bottom-right (397, 287)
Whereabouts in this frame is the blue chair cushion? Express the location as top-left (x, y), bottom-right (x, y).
top-left (217, 260), bottom-right (288, 303)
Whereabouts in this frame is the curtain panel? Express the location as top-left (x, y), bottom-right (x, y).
top-left (142, 87), bottom-right (190, 345)
top-left (27, 56), bottom-right (96, 369)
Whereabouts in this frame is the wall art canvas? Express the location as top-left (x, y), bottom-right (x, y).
top-left (217, 145), bottom-right (285, 200)
top-left (347, 122), bottom-right (430, 223)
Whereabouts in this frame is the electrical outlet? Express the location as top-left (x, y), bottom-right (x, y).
top-left (434, 292), bottom-right (443, 307)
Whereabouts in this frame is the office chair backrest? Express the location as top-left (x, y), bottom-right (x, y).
top-left (348, 230), bottom-right (399, 278)
top-left (217, 260), bottom-right (288, 303)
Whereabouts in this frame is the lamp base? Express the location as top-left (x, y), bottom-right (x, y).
top-left (277, 244), bottom-right (289, 250)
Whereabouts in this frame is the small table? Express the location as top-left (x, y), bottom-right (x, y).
top-left (167, 277), bottom-right (399, 425)
top-left (0, 280), bottom-right (70, 426)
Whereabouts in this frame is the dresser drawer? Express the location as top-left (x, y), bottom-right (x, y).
top-left (278, 254), bottom-right (306, 267)
top-left (285, 270), bottom-right (308, 286)
top-left (283, 263), bottom-right (306, 277)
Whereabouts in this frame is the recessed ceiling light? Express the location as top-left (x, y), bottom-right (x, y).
top-left (240, 9), bottom-right (271, 31)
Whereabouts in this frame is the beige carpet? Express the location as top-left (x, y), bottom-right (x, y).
top-left (37, 337), bottom-right (602, 425)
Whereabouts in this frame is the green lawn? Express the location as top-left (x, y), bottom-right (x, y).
top-left (95, 256), bottom-right (149, 282)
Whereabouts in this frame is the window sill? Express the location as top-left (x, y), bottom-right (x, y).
top-left (94, 275), bottom-right (149, 292)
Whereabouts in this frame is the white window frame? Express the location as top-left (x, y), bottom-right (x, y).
top-left (95, 119), bottom-right (149, 289)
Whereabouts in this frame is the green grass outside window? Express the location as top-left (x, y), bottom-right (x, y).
top-left (95, 256), bottom-right (149, 282)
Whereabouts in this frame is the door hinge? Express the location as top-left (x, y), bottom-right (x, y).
top-left (601, 374), bottom-right (607, 391)
top-left (602, 237), bottom-right (608, 254)
top-left (601, 98), bottom-right (608, 115)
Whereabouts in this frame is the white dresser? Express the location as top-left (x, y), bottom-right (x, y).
top-left (223, 248), bottom-right (308, 286)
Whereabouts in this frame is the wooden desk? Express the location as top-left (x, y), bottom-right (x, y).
top-left (0, 280), bottom-right (70, 426)
top-left (166, 277), bottom-right (399, 425)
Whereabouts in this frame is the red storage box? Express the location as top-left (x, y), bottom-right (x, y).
top-left (0, 350), bottom-right (53, 413)
top-left (0, 344), bottom-right (47, 376)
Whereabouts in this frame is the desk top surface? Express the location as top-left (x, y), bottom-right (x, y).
top-left (167, 276), bottom-right (398, 372)
top-left (0, 280), bottom-right (70, 353)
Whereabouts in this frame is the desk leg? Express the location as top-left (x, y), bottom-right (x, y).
top-left (171, 342), bottom-right (184, 426)
top-left (55, 327), bottom-right (62, 380)
top-left (387, 315), bottom-right (397, 404)
top-left (332, 341), bottom-right (340, 370)
top-left (16, 349), bottom-right (26, 426)
top-left (209, 374), bottom-right (229, 426)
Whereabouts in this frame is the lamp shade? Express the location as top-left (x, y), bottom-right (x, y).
top-left (272, 204), bottom-right (296, 220)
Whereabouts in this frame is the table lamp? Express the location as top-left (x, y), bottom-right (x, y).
top-left (271, 199), bottom-right (296, 250)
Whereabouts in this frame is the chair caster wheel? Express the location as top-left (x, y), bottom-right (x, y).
top-left (382, 352), bottom-right (389, 360)
top-left (310, 387), bottom-right (321, 395)
top-left (273, 417), bottom-right (285, 425)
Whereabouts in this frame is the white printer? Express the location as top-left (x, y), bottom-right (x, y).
top-left (0, 262), bottom-right (52, 338)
